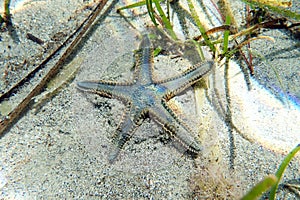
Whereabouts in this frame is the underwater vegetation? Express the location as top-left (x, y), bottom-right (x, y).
top-left (0, 0), bottom-right (109, 134)
top-left (0, 0), bottom-right (12, 27)
top-left (242, 144), bottom-right (300, 199)
top-left (118, 0), bottom-right (299, 71)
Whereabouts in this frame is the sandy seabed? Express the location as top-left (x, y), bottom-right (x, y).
top-left (0, 0), bottom-right (299, 199)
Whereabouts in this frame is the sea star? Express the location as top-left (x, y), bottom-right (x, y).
top-left (76, 34), bottom-right (213, 163)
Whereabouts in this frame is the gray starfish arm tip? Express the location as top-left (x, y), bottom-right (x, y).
top-left (180, 139), bottom-right (203, 153)
top-left (191, 142), bottom-right (202, 152)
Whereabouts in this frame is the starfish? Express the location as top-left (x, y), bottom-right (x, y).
top-left (76, 34), bottom-right (213, 163)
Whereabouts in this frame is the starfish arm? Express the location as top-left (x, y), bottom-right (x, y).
top-left (158, 61), bottom-right (213, 99)
top-left (149, 102), bottom-right (202, 153)
top-left (108, 104), bottom-right (146, 163)
top-left (76, 81), bottom-right (134, 102)
top-left (133, 34), bottom-right (154, 85)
